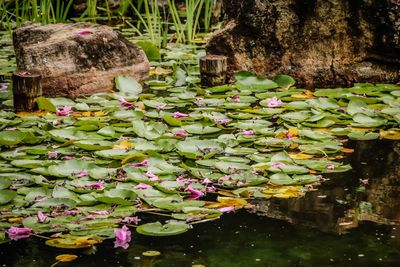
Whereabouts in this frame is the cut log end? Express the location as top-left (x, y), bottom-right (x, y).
top-left (12, 71), bottom-right (42, 112)
top-left (200, 54), bottom-right (228, 86)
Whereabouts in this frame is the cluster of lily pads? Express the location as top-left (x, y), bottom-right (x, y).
top-left (0, 44), bottom-right (400, 250)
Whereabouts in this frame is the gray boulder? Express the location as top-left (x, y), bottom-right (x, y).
top-left (13, 22), bottom-right (149, 98)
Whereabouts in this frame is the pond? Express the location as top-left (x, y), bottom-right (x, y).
top-left (0, 27), bottom-right (400, 267)
top-left (1, 139), bottom-right (399, 267)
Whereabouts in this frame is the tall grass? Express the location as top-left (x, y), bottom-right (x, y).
top-left (0, 0), bottom-right (217, 45)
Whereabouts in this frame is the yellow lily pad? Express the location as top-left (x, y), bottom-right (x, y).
top-left (113, 140), bottom-right (133, 150)
top-left (46, 235), bottom-right (102, 249)
top-left (55, 254), bottom-right (78, 262)
top-left (380, 129), bottom-right (400, 140)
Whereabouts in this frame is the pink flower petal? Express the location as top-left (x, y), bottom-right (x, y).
top-left (267, 97), bottom-right (283, 108)
top-left (37, 211), bottom-right (48, 223)
top-left (134, 183), bottom-right (151, 190)
top-left (6, 227), bottom-right (32, 240)
top-left (114, 225), bottom-right (131, 249)
top-left (187, 187), bottom-right (205, 200)
top-left (219, 206), bottom-right (235, 213)
top-left (173, 112), bottom-right (189, 119)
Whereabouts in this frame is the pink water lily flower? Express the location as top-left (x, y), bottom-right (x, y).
top-left (156, 103), bottom-right (167, 110)
top-left (114, 225), bottom-right (131, 249)
top-left (173, 111), bottom-right (189, 119)
top-left (122, 216), bottom-right (140, 225)
top-left (271, 162), bottom-right (286, 169)
top-left (360, 178), bottom-right (369, 185)
top-left (231, 95), bottom-right (240, 102)
top-left (56, 106), bottom-right (72, 116)
top-left (6, 227), bottom-right (32, 240)
top-left (89, 210), bottom-right (109, 215)
top-left (267, 97), bottom-right (283, 108)
top-left (326, 164), bottom-right (335, 171)
top-left (37, 211), bottom-right (48, 223)
top-left (118, 96), bottom-right (134, 108)
top-left (64, 210), bottom-right (80, 216)
top-left (129, 159), bottom-right (149, 167)
top-left (214, 118), bottom-right (230, 125)
top-left (187, 187), bottom-right (205, 200)
top-left (146, 171), bottom-right (159, 181)
top-left (76, 171), bottom-right (89, 178)
top-left (240, 130), bottom-right (256, 135)
top-left (47, 151), bottom-right (58, 159)
top-left (219, 206), bottom-right (235, 213)
top-left (134, 183), bottom-right (151, 190)
top-left (206, 185), bottom-right (217, 193)
top-left (202, 177), bottom-right (212, 184)
top-left (85, 180), bottom-right (105, 190)
top-left (76, 29), bottom-right (93, 36)
top-left (174, 129), bottom-right (188, 138)
top-left (176, 176), bottom-right (198, 184)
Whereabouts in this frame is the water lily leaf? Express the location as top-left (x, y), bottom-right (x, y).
top-left (351, 114), bottom-right (387, 128)
top-left (183, 124), bottom-right (221, 135)
top-left (314, 88), bottom-right (349, 98)
top-left (380, 129), bottom-right (400, 140)
top-left (347, 131), bottom-right (380, 140)
top-left (136, 221), bottom-right (189, 236)
top-left (0, 131), bottom-right (26, 146)
top-left (214, 161), bottom-right (251, 174)
top-left (48, 160), bottom-right (97, 178)
top-left (306, 98), bottom-right (340, 110)
top-left (46, 234), bottom-right (102, 249)
top-left (74, 140), bottom-right (114, 151)
top-left (347, 100), bottom-right (375, 116)
top-left (262, 185), bottom-right (304, 198)
top-left (235, 71), bottom-right (278, 91)
top-left (115, 76), bottom-right (142, 97)
top-left (162, 115), bottom-right (183, 126)
top-left (176, 140), bottom-right (224, 159)
top-left (281, 111), bottom-right (311, 123)
top-left (32, 198), bottom-right (77, 209)
top-left (0, 189), bottom-right (17, 205)
top-left (0, 178), bottom-right (11, 190)
top-left (55, 254), bottom-right (78, 263)
top-left (96, 189), bottom-right (136, 205)
top-left (95, 149), bottom-right (140, 159)
top-left (10, 159), bottom-right (50, 169)
top-left (299, 130), bottom-right (332, 141)
top-left (142, 251), bottom-right (161, 257)
top-left (97, 126), bottom-right (116, 137)
top-left (273, 74), bottom-right (296, 90)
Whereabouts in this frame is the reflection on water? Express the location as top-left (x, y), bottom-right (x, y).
top-left (0, 140), bottom-right (399, 266)
top-left (251, 140), bottom-right (400, 236)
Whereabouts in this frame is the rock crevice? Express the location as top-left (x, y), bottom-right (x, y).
top-left (207, 0), bottom-right (400, 87)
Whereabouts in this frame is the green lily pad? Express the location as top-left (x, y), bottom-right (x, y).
top-left (0, 189), bottom-right (17, 205)
top-left (136, 221), bottom-right (190, 236)
top-left (0, 131), bottom-right (26, 146)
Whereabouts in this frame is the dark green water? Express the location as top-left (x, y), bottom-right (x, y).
top-left (0, 140), bottom-right (399, 267)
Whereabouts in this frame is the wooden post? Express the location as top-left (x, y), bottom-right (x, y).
top-left (200, 54), bottom-right (227, 86)
top-left (12, 70), bottom-right (42, 112)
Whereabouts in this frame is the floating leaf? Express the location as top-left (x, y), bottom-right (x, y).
top-left (46, 235), bottom-right (102, 249)
top-left (136, 222), bottom-right (189, 236)
top-left (0, 131), bottom-right (26, 146)
top-left (115, 76), bottom-right (143, 97)
top-left (142, 250), bottom-right (161, 257)
top-left (55, 254), bottom-right (78, 262)
top-left (0, 189), bottom-right (17, 205)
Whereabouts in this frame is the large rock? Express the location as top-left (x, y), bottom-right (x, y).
top-left (13, 22), bottom-right (149, 98)
top-left (207, 0), bottom-right (400, 88)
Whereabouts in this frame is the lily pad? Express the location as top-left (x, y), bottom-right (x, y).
top-left (136, 221), bottom-right (190, 236)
